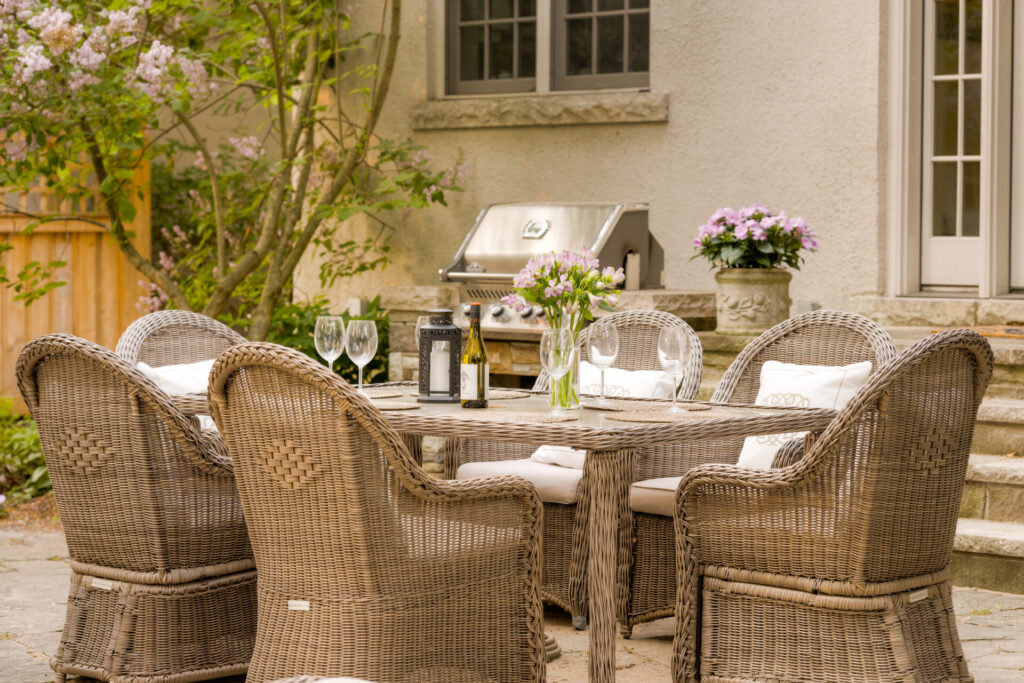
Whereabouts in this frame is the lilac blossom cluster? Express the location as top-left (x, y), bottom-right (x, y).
top-left (2, 1), bottom-right (214, 99)
top-left (500, 247), bottom-right (625, 336)
top-left (694, 204), bottom-right (819, 270)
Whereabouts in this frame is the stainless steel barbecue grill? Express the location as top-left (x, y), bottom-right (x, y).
top-left (440, 202), bottom-right (663, 340)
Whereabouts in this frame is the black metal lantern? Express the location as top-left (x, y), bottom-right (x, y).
top-left (417, 309), bottom-right (461, 403)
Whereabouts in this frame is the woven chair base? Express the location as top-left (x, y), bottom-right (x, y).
top-left (620, 512), bottom-right (674, 636)
top-left (52, 570), bottom-right (256, 683)
top-left (698, 576), bottom-right (972, 682)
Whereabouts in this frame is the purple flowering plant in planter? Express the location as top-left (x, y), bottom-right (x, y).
top-left (693, 204), bottom-right (819, 269)
top-left (501, 248), bottom-right (625, 408)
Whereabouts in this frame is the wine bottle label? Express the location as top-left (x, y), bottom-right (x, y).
top-left (460, 363), bottom-right (489, 401)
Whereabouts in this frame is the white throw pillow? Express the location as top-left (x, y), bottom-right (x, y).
top-left (529, 444), bottom-right (587, 469)
top-left (736, 360), bottom-right (872, 469)
top-left (579, 360), bottom-right (676, 400)
top-left (137, 359), bottom-right (216, 396)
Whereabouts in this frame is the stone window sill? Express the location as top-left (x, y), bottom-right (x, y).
top-left (410, 90), bottom-right (669, 131)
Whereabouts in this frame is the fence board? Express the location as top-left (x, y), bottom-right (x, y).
top-left (1, 167), bottom-right (150, 413)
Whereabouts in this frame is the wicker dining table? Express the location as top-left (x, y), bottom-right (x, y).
top-left (174, 385), bottom-right (835, 683)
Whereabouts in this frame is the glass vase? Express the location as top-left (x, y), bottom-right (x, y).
top-left (550, 341), bottom-right (581, 412)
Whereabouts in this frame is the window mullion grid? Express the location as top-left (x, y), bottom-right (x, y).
top-left (483, 2), bottom-right (491, 83)
top-left (956, 0), bottom-right (965, 238)
top-left (514, 0), bottom-right (520, 80)
top-left (623, 10), bottom-right (630, 74)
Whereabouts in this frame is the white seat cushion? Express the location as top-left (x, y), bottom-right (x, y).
top-left (629, 476), bottom-right (682, 516)
top-left (736, 360), bottom-right (872, 469)
top-left (529, 444), bottom-right (587, 469)
top-left (456, 458), bottom-right (583, 504)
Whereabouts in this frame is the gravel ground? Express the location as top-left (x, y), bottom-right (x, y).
top-left (2, 526), bottom-right (1022, 682)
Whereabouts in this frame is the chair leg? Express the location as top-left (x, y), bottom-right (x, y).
top-left (619, 622), bottom-right (633, 639)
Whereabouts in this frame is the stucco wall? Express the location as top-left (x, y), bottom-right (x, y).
top-left (295, 0), bottom-right (887, 311)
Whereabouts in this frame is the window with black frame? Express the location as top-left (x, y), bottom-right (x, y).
top-left (444, 0), bottom-right (650, 95)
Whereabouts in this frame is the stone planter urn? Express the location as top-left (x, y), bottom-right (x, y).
top-left (714, 268), bottom-right (792, 335)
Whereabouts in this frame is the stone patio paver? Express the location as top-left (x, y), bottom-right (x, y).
top-left (2, 529), bottom-right (1023, 682)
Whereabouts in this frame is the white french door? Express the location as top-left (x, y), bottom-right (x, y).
top-left (921, 0), bottom-right (983, 288)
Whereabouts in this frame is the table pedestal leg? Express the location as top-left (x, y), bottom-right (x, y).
top-left (587, 448), bottom-right (630, 683)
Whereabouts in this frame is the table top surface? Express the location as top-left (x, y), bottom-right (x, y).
top-left (174, 383), bottom-right (836, 451)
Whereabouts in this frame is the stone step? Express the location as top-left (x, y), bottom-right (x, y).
top-left (953, 518), bottom-right (1024, 595)
top-left (961, 454), bottom-right (1024, 524)
top-left (974, 399), bottom-right (1024, 456)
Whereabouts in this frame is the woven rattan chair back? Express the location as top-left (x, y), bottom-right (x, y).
top-left (711, 310), bottom-right (898, 404)
top-left (210, 342), bottom-right (545, 682)
top-left (16, 334), bottom-right (251, 579)
top-left (534, 309), bottom-right (703, 399)
top-left (117, 310), bottom-right (247, 367)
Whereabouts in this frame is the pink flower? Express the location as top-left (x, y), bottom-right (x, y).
top-left (14, 43), bottom-right (52, 84)
top-left (134, 40), bottom-right (175, 99)
top-left (178, 56), bottom-right (214, 96)
top-left (70, 30), bottom-right (106, 71)
top-left (229, 135), bottom-right (263, 161)
top-left (28, 7), bottom-right (80, 55)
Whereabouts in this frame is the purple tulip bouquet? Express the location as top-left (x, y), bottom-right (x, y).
top-left (502, 248), bottom-right (625, 408)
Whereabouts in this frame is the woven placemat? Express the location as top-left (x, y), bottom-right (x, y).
top-left (581, 400), bottom-right (626, 412)
top-left (375, 401), bottom-right (420, 411)
top-left (406, 389), bottom-right (531, 400)
top-left (462, 410), bottom-right (579, 423)
top-left (608, 408), bottom-right (715, 423)
top-left (364, 388), bottom-right (404, 400)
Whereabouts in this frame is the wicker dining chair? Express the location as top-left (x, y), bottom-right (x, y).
top-left (620, 310), bottom-right (898, 636)
top-left (16, 334), bottom-right (256, 683)
top-left (446, 309), bottom-right (703, 628)
top-left (116, 309), bottom-right (248, 366)
top-left (209, 342), bottom-right (546, 683)
top-left (671, 328), bottom-right (992, 682)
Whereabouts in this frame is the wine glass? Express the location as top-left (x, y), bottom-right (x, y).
top-left (541, 328), bottom-right (576, 415)
top-left (588, 321), bottom-right (619, 406)
top-left (346, 319), bottom-right (378, 394)
top-left (314, 316), bottom-right (346, 373)
top-left (657, 326), bottom-right (688, 414)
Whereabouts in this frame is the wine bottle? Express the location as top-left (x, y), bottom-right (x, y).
top-left (460, 302), bottom-right (489, 409)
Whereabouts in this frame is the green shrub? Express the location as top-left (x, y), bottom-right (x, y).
top-left (0, 399), bottom-right (49, 513)
top-left (266, 296), bottom-right (390, 385)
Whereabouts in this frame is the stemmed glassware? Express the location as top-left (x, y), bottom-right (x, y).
top-left (657, 326), bottom-right (688, 414)
top-left (345, 320), bottom-right (378, 395)
top-left (314, 316), bottom-right (346, 373)
top-left (588, 321), bottom-right (619, 406)
top-left (541, 328), bottom-right (576, 415)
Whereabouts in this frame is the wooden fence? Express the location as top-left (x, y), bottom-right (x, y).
top-left (1, 167), bottom-right (151, 412)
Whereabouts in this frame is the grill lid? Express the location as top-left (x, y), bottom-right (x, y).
top-left (441, 202), bottom-right (647, 282)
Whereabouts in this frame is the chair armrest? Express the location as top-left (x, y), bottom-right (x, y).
top-left (430, 474), bottom-right (543, 512)
top-left (196, 427), bottom-right (234, 473)
top-left (769, 432), bottom-right (819, 469)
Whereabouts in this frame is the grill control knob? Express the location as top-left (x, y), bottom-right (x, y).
top-left (534, 306), bottom-right (544, 318)
top-left (490, 303), bottom-right (510, 321)
top-left (462, 303), bottom-right (472, 316)
top-left (520, 307), bottom-right (535, 319)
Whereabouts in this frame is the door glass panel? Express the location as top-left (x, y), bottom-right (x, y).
top-left (629, 12), bottom-right (649, 72)
top-left (934, 80), bottom-right (960, 156)
top-left (962, 161), bottom-right (980, 236)
top-left (597, 0), bottom-right (624, 9)
top-left (597, 15), bottom-right (624, 73)
top-left (629, 0), bottom-right (650, 6)
top-left (460, 25), bottom-right (485, 80)
top-left (935, 0), bottom-right (960, 75)
top-left (490, 0), bottom-right (513, 19)
top-left (933, 162), bottom-right (959, 236)
top-left (965, 0), bottom-right (983, 74)
top-left (518, 0), bottom-right (536, 17)
top-left (569, 0), bottom-right (591, 13)
top-left (567, 18), bottom-right (593, 75)
top-left (461, 0), bottom-right (485, 21)
top-left (519, 21), bottom-right (536, 77)
top-left (489, 23), bottom-right (515, 79)
top-left (964, 78), bottom-right (981, 156)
